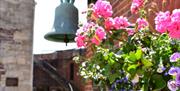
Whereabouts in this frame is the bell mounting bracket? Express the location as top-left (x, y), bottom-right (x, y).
top-left (60, 0), bottom-right (75, 4)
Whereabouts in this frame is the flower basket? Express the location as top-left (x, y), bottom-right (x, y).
top-left (74, 0), bottom-right (180, 91)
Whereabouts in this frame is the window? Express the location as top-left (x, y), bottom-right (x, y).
top-left (6, 77), bottom-right (18, 86)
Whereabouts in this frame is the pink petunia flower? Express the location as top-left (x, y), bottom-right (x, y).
top-left (167, 80), bottom-right (178, 91)
top-left (168, 67), bottom-right (180, 76)
top-left (176, 72), bottom-right (180, 87)
top-left (136, 18), bottom-right (148, 30)
top-left (113, 16), bottom-right (130, 30)
top-left (93, 0), bottom-right (113, 18)
top-left (170, 52), bottom-right (180, 62)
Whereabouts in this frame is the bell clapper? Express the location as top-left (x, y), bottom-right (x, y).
top-left (64, 34), bottom-right (69, 46)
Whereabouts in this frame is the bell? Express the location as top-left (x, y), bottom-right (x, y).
top-left (44, 0), bottom-right (78, 44)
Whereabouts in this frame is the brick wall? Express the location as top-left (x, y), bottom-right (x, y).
top-left (109, 0), bottom-right (180, 24)
top-left (0, 0), bottom-right (35, 91)
top-left (34, 49), bottom-right (88, 91)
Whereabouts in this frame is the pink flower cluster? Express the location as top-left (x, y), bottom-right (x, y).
top-left (93, 0), bottom-right (113, 18)
top-left (130, 0), bottom-right (144, 14)
top-left (75, 22), bottom-right (95, 47)
top-left (155, 9), bottom-right (180, 39)
top-left (136, 18), bottom-right (148, 30)
top-left (114, 16), bottom-right (130, 30)
top-left (75, 22), bottom-right (106, 47)
top-left (75, 0), bottom-right (132, 48)
top-left (104, 16), bottom-right (130, 31)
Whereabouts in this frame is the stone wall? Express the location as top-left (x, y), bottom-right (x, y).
top-left (0, 0), bottom-right (35, 91)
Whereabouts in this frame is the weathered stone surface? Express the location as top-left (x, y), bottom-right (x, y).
top-left (0, 0), bottom-right (35, 90)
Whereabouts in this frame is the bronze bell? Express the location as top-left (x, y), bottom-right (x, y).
top-left (44, 0), bottom-right (78, 44)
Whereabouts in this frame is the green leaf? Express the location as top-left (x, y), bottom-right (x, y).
top-left (151, 74), bottom-right (166, 90)
top-left (104, 54), bottom-right (108, 60)
top-left (128, 52), bottom-right (137, 63)
top-left (108, 58), bottom-right (115, 65)
top-left (127, 64), bottom-right (138, 76)
top-left (108, 73), bottom-right (119, 84)
top-left (104, 65), bottom-right (111, 76)
top-left (141, 59), bottom-right (153, 68)
top-left (135, 48), bottom-right (142, 60)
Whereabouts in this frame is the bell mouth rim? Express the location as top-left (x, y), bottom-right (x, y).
top-left (44, 32), bottom-right (76, 43)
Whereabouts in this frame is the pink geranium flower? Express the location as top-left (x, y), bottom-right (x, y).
top-left (114, 16), bottom-right (130, 30)
top-left (171, 9), bottom-right (180, 23)
top-left (95, 27), bottom-right (106, 39)
top-left (127, 28), bottom-right (135, 36)
top-left (76, 28), bottom-right (83, 36)
top-left (168, 9), bottom-right (180, 39)
top-left (168, 22), bottom-right (180, 39)
top-left (133, 0), bottom-right (144, 7)
top-left (93, 0), bottom-right (113, 18)
top-left (155, 11), bottom-right (171, 33)
top-left (91, 37), bottom-right (100, 45)
top-left (155, 9), bottom-right (180, 39)
top-left (130, 0), bottom-right (144, 14)
top-left (104, 18), bottom-right (114, 31)
top-left (82, 22), bottom-right (95, 32)
top-left (136, 18), bottom-right (148, 30)
top-left (75, 35), bottom-right (86, 47)
top-left (91, 27), bottom-right (106, 45)
top-left (131, 3), bottom-right (139, 14)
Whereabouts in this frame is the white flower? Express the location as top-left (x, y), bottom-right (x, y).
top-left (131, 74), bottom-right (139, 84)
top-left (96, 65), bottom-right (100, 70)
top-left (82, 62), bottom-right (86, 67)
top-left (157, 67), bottom-right (163, 73)
top-left (80, 71), bottom-right (86, 76)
